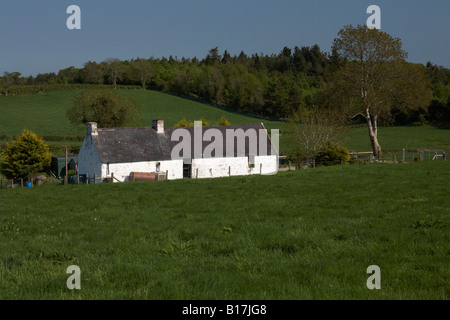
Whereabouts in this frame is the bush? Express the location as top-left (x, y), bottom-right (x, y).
top-left (215, 116), bottom-right (231, 126)
top-left (0, 129), bottom-right (51, 179)
top-left (315, 142), bottom-right (351, 166)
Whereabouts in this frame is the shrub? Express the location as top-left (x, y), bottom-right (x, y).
top-left (0, 129), bottom-right (51, 179)
top-left (315, 141), bottom-right (351, 166)
top-left (215, 116), bottom-right (231, 126)
top-left (174, 118), bottom-right (194, 127)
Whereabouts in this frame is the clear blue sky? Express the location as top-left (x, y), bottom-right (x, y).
top-left (0, 0), bottom-right (449, 76)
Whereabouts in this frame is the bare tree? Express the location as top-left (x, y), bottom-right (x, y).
top-left (287, 107), bottom-right (347, 166)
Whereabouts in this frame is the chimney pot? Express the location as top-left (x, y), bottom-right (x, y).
top-left (87, 122), bottom-right (98, 136)
top-left (152, 120), bottom-right (164, 133)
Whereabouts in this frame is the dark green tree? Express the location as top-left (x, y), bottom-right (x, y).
top-left (67, 89), bottom-right (140, 128)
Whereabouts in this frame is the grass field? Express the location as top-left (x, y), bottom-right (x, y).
top-left (1, 88), bottom-right (449, 155)
top-left (0, 161), bottom-right (448, 299)
top-left (0, 89), bottom-right (282, 137)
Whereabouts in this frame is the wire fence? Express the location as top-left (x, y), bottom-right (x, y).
top-left (279, 149), bottom-right (449, 170)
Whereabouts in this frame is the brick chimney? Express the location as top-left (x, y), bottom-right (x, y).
top-left (152, 120), bottom-right (164, 134)
top-left (87, 122), bottom-right (98, 136)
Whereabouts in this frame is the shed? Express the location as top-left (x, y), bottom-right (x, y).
top-left (51, 154), bottom-right (78, 178)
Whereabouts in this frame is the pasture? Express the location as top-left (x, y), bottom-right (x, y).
top-left (1, 88), bottom-right (450, 156)
top-left (0, 161), bottom-right (448, 299)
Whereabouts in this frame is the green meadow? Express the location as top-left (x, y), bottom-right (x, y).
top-left (0, 161), bottom-right (448, 299)
top-left (1, 88), bottom-right (449, 155)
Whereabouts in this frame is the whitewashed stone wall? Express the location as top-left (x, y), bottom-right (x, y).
top-left (102, 159), bottom-right (184, 182)
top-left (191, 155), bottom-right (278, 179)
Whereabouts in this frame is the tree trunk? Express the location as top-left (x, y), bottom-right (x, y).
top-left (366, 111), bottom-right (383, 158)
top-left (369, 130), bottom-right (382, 158)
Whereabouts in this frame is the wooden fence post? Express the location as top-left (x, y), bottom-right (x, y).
top-left (228, 166), bottom-right (231, 176)
top-left (402, 148), bottom-right (405, 162)
top-left (112, 172), bottom-right (115, 183)
top-left (86, 173), bottom-right (89, 184)
top-left (77, 174), bottom-right (80, 185)
top-left (260, 163), bottom-right (262, 174)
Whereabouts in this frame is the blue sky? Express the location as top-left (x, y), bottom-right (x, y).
top-left (0, 0), bottom-right (449, 76)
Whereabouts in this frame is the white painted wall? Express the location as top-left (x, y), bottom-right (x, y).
top-left (102, 159), bottom-right (184, 182)
top-left (191, 155), bottom-right (278, 179)
top-left (78, 132), bottom-right (277, 183)
top-left (77, 137), bottom-right (102, 181)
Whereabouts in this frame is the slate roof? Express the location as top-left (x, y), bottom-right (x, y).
top-left (91, 123), bottom-right (277, 164)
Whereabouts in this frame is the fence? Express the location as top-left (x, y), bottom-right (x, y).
top-left (0, 173), bottom-right (116, 189)
top-left (279, 149), bottom-right (449, 170)
top-left (1, 150), bottom-right (448, 188)
top-left (352, 149), bottom-right (448, 163)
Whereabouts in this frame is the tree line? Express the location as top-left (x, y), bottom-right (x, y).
top-left (1, 45), bottom-right (450, 124)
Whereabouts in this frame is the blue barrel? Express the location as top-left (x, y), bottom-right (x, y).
top-left (25, 182), bottom-right (32, 188)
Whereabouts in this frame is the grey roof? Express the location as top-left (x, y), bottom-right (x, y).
top-left (92, 123), bottom-right (276, 164)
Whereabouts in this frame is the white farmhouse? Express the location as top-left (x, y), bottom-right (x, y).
top-left (77, 120), bottom-right (278, 182)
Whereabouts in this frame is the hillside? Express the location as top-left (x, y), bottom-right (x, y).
top-left (0, 88), bottom-right (449, 156)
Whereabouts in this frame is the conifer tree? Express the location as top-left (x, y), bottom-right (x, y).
top-left (0, 129), bottom-right (51, 179)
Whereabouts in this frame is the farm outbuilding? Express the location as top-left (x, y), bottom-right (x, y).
top-left (77, 120), bottom-right (278, 182)
top-left (51, 154), bottom-right (78, 178)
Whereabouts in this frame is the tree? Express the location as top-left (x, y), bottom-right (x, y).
top-left (286, 107), bottom-right (347, 166)
top-left (2, 72), bottom-right (20, 96)
top-left (328, 25), bottom-right (432, 157)
top-left (204, 47), bottom-right (221, 66)
top-left (66, 89), bottom-right (140, 128)
top-left (104, 58), bottom-right (126, 88)
top-left (82, 61), bottom-right (104, 84)
top-left (0, 129), bottom-right (51, 179)
top-left (132, 59), bottom-right (154, 89)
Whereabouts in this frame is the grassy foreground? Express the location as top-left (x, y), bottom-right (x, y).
top-left (0, 161), bottom-right (448, 300)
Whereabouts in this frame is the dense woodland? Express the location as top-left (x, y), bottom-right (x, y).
top-left (2, 45), bottom-right (450, 125)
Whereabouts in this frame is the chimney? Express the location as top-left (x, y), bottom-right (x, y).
top-left (152, 120), bottom-right (164, 134)
top-left (87, 122), bottom-right (98, 136)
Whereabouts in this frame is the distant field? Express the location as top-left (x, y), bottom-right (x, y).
top-left (0, 88), bottom-right (449, 155)
top-left (0, 161), bottom-right (448, 299)
top-left (0, 89), bottom-right (282, 137)
top-left (346, 125), bottom-right (450, 151)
